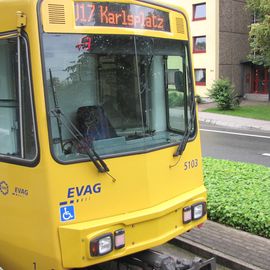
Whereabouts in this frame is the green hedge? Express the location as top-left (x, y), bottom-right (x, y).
top-left (203, 157), bottom-right (270, 238)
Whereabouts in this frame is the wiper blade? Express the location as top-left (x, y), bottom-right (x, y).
top-left (51, 109), bottom-right (109, 173)
top-left (49, 68), bottom-right (109, 173)
top-left (173, 99), bottom-right (196, 157)
top-left (173, 128), bottom-right (190, 157)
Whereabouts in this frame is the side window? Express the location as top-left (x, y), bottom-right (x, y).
top-left (0, 35), bottom-right (37, 161)
top-left (167, 55), bottom-right (186, 132)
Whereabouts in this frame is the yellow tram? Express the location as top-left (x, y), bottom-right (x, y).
top-left (0, 0), bottom-right (209, 269)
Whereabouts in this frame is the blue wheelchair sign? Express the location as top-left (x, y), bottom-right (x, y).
top-left (60, 205), bottom-right (75, 222)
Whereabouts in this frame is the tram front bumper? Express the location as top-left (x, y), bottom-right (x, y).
top-left (58, 187), bottom-right (207, 268)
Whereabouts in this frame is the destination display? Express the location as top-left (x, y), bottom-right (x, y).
top-left (74, 2), bottom-right (170, 32)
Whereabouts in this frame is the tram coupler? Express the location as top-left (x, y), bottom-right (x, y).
top-left (118, 249), bottom-right (216, 270)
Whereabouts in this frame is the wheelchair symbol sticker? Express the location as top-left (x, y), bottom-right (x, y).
top-left (60, 205), bottom-right (75, 222)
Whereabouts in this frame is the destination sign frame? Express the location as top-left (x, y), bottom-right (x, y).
top-left (74, 2), bottom-right (171, 32)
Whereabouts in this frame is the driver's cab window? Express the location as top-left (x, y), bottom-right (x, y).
top-left (0, 36), bottom-right (37, 161)
top-left (48, 53), bottom-right (142, 156)
top-left (44, 34), bottom-right (192, 160)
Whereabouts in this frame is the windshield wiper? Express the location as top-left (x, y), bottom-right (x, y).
top-left (48, 68), bottom-right (109, 173)
top-left (50, 109), bottom-right (109, 173)
top-left (173, 98), bottom-right (196, 157)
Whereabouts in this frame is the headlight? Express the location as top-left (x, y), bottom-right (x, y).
top-left (90, 233), bottom-right (113, 256)
top-left (192, 202), bottom-right (206, 220)
top-left (183, 202), bottom-right (207, 224)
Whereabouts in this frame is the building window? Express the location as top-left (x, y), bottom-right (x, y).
top-left (193, 3), bottom-right (206, 21)
top-left (0, 35), bottom-right (37, 162)
top-left (193, 36), bottom-right (206, 53)
top-left (195, 69), bottom-right (206, 86)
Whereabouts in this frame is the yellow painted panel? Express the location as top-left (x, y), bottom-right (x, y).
top-left (0, 1), bottom-right (205, 269)
top-left (41, 0), bottom-right (188, 40)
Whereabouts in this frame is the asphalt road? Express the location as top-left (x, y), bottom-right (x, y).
top-left (200, 123), bottom-right (270, 167)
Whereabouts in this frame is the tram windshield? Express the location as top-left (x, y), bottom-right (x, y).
top-left (43, 34), bottom-right (194, 161)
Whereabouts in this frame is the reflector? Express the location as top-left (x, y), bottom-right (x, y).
top-left (183, 206), bottom-right (192, 224)
top-left (115, 229), bottom-right (125, 249)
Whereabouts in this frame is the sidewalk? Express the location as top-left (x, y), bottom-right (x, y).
top-left (198, 101), bottom-right (270, 132)
top-left (171, 220), bottom-right (270, 270)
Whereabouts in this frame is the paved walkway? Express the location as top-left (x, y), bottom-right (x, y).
top-left (171, 221), bottom-right (270, 270)
top-left (198, 101), bottom-right (270, 132)
top-left (198, 112), bottom-right (270, 132)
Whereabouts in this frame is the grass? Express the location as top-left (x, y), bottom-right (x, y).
top-left (204, 104), bottom-right (270, 121)
top-left (203, 157), bottom-right (270, 238)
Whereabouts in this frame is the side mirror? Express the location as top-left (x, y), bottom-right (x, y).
top-left (174, 71), bottom-right (184, 92)
top-left (195, 95), bottom-right (202, 104)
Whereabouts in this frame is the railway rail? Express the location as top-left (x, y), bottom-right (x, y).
top-left (90, 248), bottom-right (216, 270)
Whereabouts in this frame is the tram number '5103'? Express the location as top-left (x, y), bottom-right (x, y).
top-left (184, 159), bottom-right (198, 170)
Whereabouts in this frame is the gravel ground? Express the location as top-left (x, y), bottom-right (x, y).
top-left (154, 243), bottom-right (231, 270)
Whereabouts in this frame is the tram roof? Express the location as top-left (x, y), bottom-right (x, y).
top-left (0, 0), bottom-right (186, 12)
top-left (0, 0), bottom-right (188, 30)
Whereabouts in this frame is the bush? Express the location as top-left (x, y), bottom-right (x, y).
top-left (168, 90), bottom-right (184, 107)
top-left (203, 157), bottom-right (270, 238)
top-left (208, 78), bottom-right (239, 110)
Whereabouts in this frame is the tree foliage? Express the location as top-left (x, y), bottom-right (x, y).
top-left (247, 0), bottom-right (270, 67)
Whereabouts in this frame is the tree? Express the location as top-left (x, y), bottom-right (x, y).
top-left (247, 0), bottom-right (270, 66)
